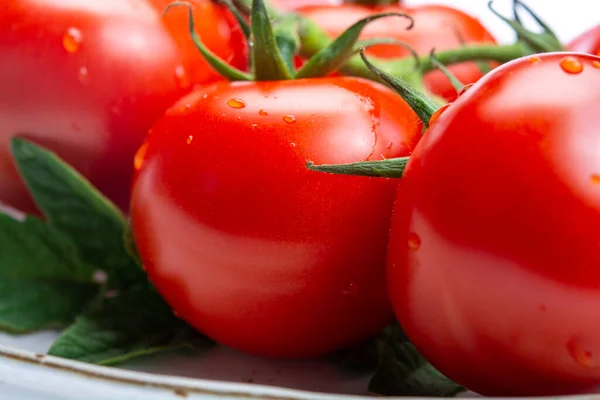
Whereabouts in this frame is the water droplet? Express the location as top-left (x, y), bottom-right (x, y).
top-left (591, 174), bottom-right (600, 184)
top-left (134, 141), bottom-right (149, 170)
top-left (429, 104), bottom-right (451, 126)
top-left (290, 142), bottom-right (296, 147)
top-left (203, 93), bottom-right (209, 100)
top-left (567, 338), bottom-right (594, 367)
top-left (186, 135), bottom-right (193, 145)
top-left (174, 65), bottom-right (190, 88)
top-left (78, 66), bottom-right (88, 83)
top-left (343, 282), bottom-right (358, 296)
top-left (408, 232), bottom-right (421, 251)
top-left (560, 56), bottom-right (584, 74)
top-left (258, 109), bottom-right (268, 116)
top-left (178, 104), bottom-right (191, 113)
top-left (458, 83), bottom-right (474, 96)
top-left (63, 27), bottom-right (82, 53)
top-left (386, 142), bottom-right (393, 150)
top-left (528, 56), bottom-right (541, 64)
top-left (592, 61), bottom-right (600, 69)
top-left (251, 123), bottom-right (258, 128)
top-left (227, 98), bottom-right (247, 109)
top-left (283, 115), bottom-right (296, 124)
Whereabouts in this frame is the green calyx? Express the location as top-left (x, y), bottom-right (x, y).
top-left (165, 0), bottom-right (413, 81)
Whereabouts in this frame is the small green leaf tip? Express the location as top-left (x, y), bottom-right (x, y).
top-left (306, 157), bottom-right (410, 179)
top-left (164, 2), bottom-right (252, 81)
top-left (359, 48), bottom-right (438, 128)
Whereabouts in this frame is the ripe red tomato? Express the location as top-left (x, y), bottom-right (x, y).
top-left (298, 4), bottom-right (496, 101)
top-left (0, 0), bottom-right (243, 214)
top-left (568, 25), bottom-right (600, 56)
top-left (387, 53), bottom-right (600, 396)
top-left (130, 77), bottom-right (422, 358)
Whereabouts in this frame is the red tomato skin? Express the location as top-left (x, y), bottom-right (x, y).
top-left (387, 53), bottom-right (600, 396)
top-left (131, 77), bottom-right (422, 358)
top-left (568, 25), bottom-right (600, 56)
top-left (298, 4), bottom-right (496, 102)
top-left (0, 0), bottom-right (242, 214)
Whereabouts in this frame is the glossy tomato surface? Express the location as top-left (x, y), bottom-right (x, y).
top-left (0, 0), bottom-right (243, 214)
top-left (298, 4), bottom-right (496, 101)
top-left (131, 77), bottom-right (422, 358)
top-left (388, 53), bottom-right (600, 396)
top-left (568, 25), bottom-right (600, 55)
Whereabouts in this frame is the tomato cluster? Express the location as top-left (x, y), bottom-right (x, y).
top-left (5, 0), bottom-right (600, 396)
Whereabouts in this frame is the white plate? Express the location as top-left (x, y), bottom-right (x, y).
top-left (0, 1), bottom-right (597, 399)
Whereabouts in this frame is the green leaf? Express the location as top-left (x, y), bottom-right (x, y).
top-left (295, 12), bottom-right (413, 79)
top-left (48, 283), bottom-right (214, 365)
top-left (164, 2), bottom-right (253, 81)
top-left (250, 0), bottom-right (293, 81)
top-left (306, 157), bottom-right (410, 178)
top-left (0, 278), bottom-right (98, 333)
top-left (10, 137), bottom-right (144, 288)
top-left (368, 323), bottom-right (464, 397)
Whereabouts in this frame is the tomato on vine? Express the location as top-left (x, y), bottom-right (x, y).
top-left (130, 0), bottom-right (422, 357)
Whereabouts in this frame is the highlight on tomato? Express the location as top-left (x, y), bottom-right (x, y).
top-left (130, 0), bottom-right (422, 358)
top-left (0, 0), bottom-right (244, 214)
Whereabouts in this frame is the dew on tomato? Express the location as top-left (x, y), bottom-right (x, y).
top-left (407, 232), bottom-right (421, 251)
top-left (592, 61), bottom-right (600, 69)
top-left (429, 103), bottom-right (451, 126)
top-left (458, 83), bottom-right (474, 96)
top-left (560, 55), bottom-right (584, 74)
top-left (258, 109), bottom-right (268, 115)
top-left (186, 135), bottom-right (193, 145)
top-left (528, 56), bottom-right (542, 64)
top-left (227, 98), bottom-right (247, 109)
top-left (591, 174), bottom-right (600, 184)
top-left (386, 142), bottom-right (393, 150)
top-left (62, 27), bottom-right (82, 53)
top-left (283, 115), bottom-right (297, 124)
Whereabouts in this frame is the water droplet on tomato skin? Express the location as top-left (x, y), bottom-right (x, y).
top-left (178, 104), bottom-right (191, 113)
top-left (429, 104), bottom-right (451, 126)
top-left (283, 115), bottom-right (297, 124)
top-left (386, 142), bottom-right (393, 150)
top-left (186, 135), bottom-right (193, 145)
top-left (174, 65), bottom-right (190, 88)
top-left (560, 56), bottom-right (584, 74)
top-left (343, 282), bottom-right (358, 296)
top-left (591, 174), bottom-right (600, 184)
top-left (528, 56), bottom-right (542, 64)
top-left (592, 61), bottom-right (600, 69)
top-left (408, 232), bottom-right (421, 251)
top-left (63, 27), bottom-right (82, 53)
top-left (567, 338), bottom-right (594, 367)
top-left (258, 109), bottom-right (268, 116)
top-left (227, 98), bottom-right (247, 109)
top-left (290, 142), bottom-right (296, 147)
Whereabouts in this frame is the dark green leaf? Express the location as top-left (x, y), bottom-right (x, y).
top-left (250, 0), bottom-right (293, 80)
top-left (10, 137), bottom-right (144, 288)
top-left (368, 323), bottom-right (464, 397)
top-left (48, 283), bottom-right (214, 365)
top-left (0, 278), bottom-right (98, 333)
top-left (295, 12), bottom-right (413, 79)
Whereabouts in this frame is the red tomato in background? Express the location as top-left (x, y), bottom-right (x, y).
top-left (0, 0), bottom-right (244, 215)
top-left (131, 77), bottom-right (422, 358)
top-left (388, 53), bottom-right (600, 396)
top-left (298, 4), bottom-right (496, 101)
top-left (568, 25), bottom-right (600, 56)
